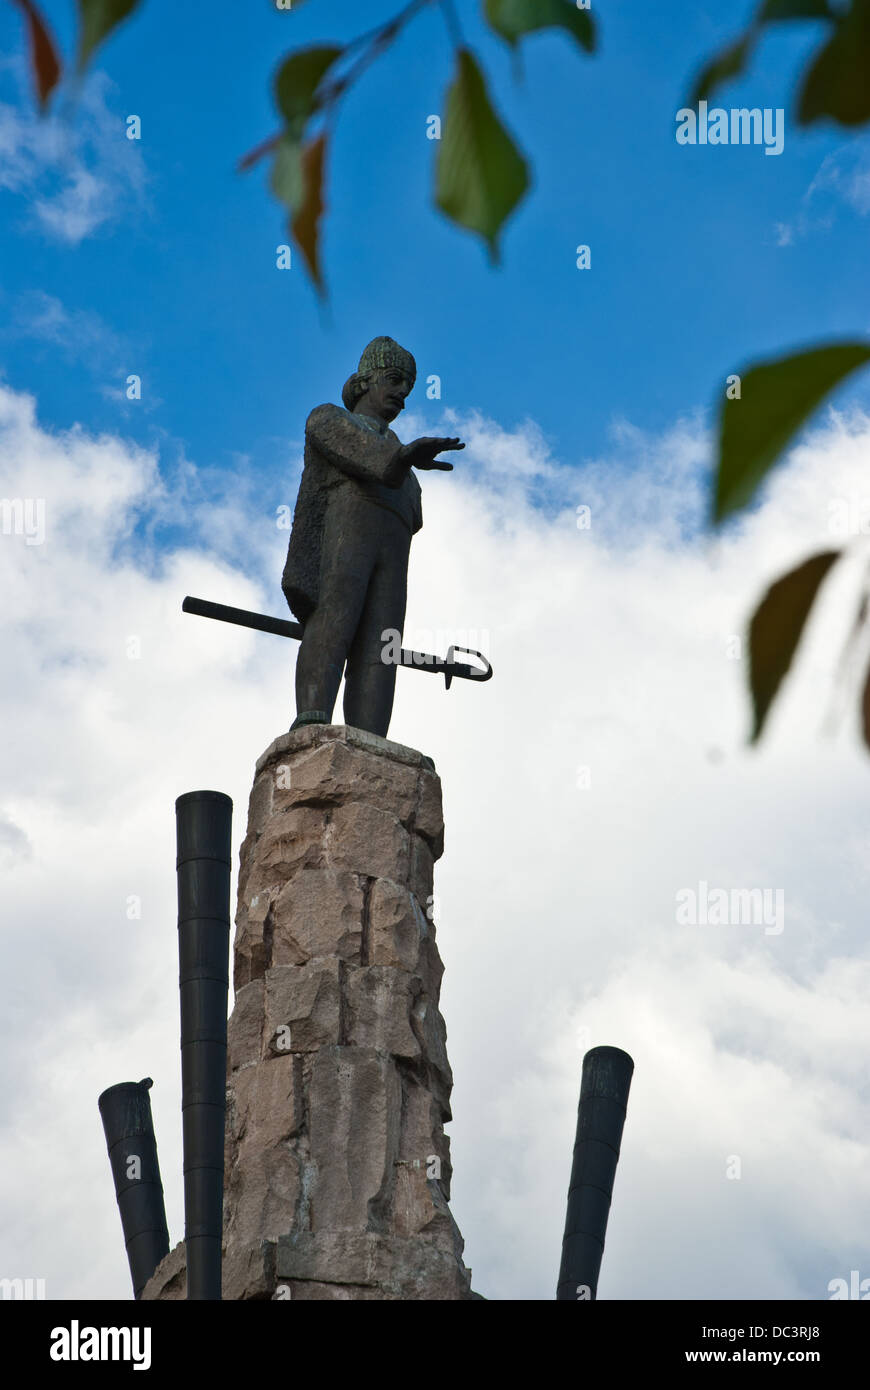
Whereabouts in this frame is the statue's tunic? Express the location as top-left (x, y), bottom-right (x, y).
top-left (282, 404), bottom-right (423, 623)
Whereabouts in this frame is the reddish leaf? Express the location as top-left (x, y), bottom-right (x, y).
top-left (291, 133), bottom-right (327, 294)
top-left (13, 0), bottom-right (62, 108)
top-left (748, 550), bottom-right (840, 742)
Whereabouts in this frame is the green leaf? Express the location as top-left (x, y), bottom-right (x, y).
top-left (484, 0), bottom-right (596, 52)
top-left (77, 0), bottom-right (142, 71)
top-left (689, 0), bottom-right (833, 105)
top-left (436, 48), bottom-right (529, 262)
top-left (13, 0), bottom-right (62, 108)
top-left (748, 551), bottom-right (840, 741)
top-left (690, 34), bottom-right (755, 107)
top-left (799, 0), bottom-right (870, 126)
top-left (270, 134), bottom-right (305, 213)
top-left (714, 342), bottom-right (870, 524)
top-left (274, 45), bottom-right (343, 137)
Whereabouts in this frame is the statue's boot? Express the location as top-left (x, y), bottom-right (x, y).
top-left (290, 709), bottom-right (329, 730)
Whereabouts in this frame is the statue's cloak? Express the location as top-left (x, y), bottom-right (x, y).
top-left (281, 403), bottom-right (423, 623)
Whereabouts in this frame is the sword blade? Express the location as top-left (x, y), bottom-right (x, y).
top-left (181, 597), bottom-right (493, 685)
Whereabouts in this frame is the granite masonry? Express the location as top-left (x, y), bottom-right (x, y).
top-left (142, 724), bottom-right (474, 1301)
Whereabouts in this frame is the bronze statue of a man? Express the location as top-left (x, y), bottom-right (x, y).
top-left (281, 337), bottom-right (464, 739)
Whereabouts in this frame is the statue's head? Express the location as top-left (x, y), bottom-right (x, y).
top-left (342, 336), bottom-right (416, 424)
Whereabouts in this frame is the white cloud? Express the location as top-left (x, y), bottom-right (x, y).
top-left (775, 138), bottom-right (870, 245)
top-left (2, 381), bottom-right (870, 1300)
top-left (807, 142), bottom-right (870, 218)
top-left (0, 71), bottom-right (146, 243)
top-left (10, 290), bottom-right (123, 367)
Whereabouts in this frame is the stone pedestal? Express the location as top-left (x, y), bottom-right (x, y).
top-left (142, 725), bottom-right (473, 1301)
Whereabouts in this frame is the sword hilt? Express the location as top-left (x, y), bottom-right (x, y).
top-left (443, 645), bottom-right (493, 690)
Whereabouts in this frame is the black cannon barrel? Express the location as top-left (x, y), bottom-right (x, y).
top-left (557, 1045), bottom-right (634, 1301)
top-left (176, 789), bottom-right (233, 1301)
top-left (98, 1077), bottom-right (170, 1299)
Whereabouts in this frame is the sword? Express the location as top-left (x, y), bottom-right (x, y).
top-left (181, 596), bottom-right (493, 690)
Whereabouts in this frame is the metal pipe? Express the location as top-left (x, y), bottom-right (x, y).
top-left (557, 1045), bottom-right (634, 1301)
top-left (176, 789), bottom-right (233, 1300)
top-left (98, 1077), bottom-right (170, 1299)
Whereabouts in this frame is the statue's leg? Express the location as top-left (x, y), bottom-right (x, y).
top-left (294, 498), bottom-right (378, 724)
top-left (343, 512), bottom-right (411, 737)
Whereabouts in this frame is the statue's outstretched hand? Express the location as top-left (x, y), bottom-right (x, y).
top-left (401, 436), bottom-right (465, 471)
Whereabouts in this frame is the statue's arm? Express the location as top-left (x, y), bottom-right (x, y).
top-left (306, 405), bottom-right (408, 487)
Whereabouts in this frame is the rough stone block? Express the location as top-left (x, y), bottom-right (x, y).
top-left (264, 960), bottom-right (342, 1053)
top-left (139, 1241), bottom-right (186, 1302)
top-left (277, 1279), bottom-right (384, 1301)
top-left (392, 1163), bottom-right (456, 1240)
top-left (244, 771), bottom-right (274, 841)
top-left (270, 738), bottom-right (421, 826)
top-left (344, 966), bottom-right (421, 1060)
top-left (227, 1053), bottom-right (302, 1150)
top-left (415, 770), bottom-right (444, 857)
top-left (409, 835), bottom-right (435, 910)
top-left (271, 869), bottom-right (363, 965)
top-left (227, 979), bottom-right (264, 1072)
top-left (233, 891), bottom-right (273, 987)
top-left (368, 878), bottom-right (426, 973)
top-left (275, 1232), bottom-right (472, 1300)
top-left (307, 1047), bottom-right (401, 1231)
top-left (411, 992), bottom-right (453, 1093)
top-left (327, 802), bottom-right (410, 881)
top-left (225, 1143), bottom-right (302, 1249)
top-left (398, 1071), bottom-right (450, 1173)
top-left (241, 806), bottom-right (329, 902)
top-left (222, 1242), bottom-right (276, 1302)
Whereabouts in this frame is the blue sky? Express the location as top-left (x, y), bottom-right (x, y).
top-left (4, 2), bottom-right (870, 1305)
top-left (2, 1), bottom-right (868, 506)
